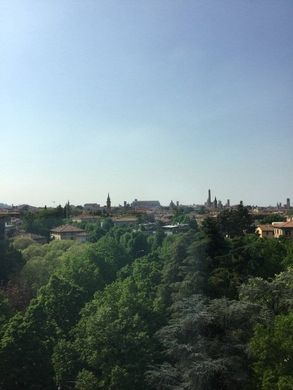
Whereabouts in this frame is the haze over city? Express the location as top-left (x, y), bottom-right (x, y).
top-left (1, 0), bottom-right (293, 206)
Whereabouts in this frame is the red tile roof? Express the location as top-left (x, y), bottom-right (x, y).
top-left (51, 224), bottom-right (85, 233)
top-left (257, 224), bottom-right (274, 231)
top-left (277, 221), bottom-right (293, 229)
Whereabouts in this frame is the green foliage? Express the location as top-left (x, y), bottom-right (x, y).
top-left (100, 217), bottom-right (114, 232)
top-left (217, 205), bottom-right (254, 238)
top-left (52, 339), bottom-right (81, 387)
top-left (38, 275), bottom-right (89, 334)
top-left (70, 257), bottom-right (164, 390)
top-left (74, 219), bottom-right (107, 243)
top-left (172, 210), bottom-right (190, 224)
top-left (159, 224), bottom-right (228, 302)
top-left (258, 213), bottom-right (286, 224)
top-left (281, 239), bottom-right (293, 268)
top-left (240, 269), bottom-right (293, 389)
top-left (0, 303), bottom-right (57, 389)
top-left (159, 232), bottom-right (194, 305)
top-left (0, 291), bottom-right (12, 331)
top-left (87, 225), bottom-right (105, 242)
top-left (0, 216), bottom-right (292, 390)
top-left (12, 236), bottom-right (35, 250)
top-left (150, 228), bottom-right (166, 251)
top-left (208, 235), bottom-right (286, 298)
top-left (0, 271), bottom-right (93, 388)
top-left (75, 369), bottom-right (99, 390)
top-left (201, 217), bottom-right (227, 257)
top-left (120, 230), bottom-right (150, 259)
top-left (19, 239), bottom-right (77, 293)
top-left (22, 206), bottom-right (65, 238)
top-left (56, 243), bottom-right (105, 295)
top-left (0, 240), bottom-right (24, 284)
top-left (91, 235), bottom-right (129, 283)
top-left (239, 268), bottom-right (293, 317)
top-left (147, 295), bottom-right (260, 390)
top-left (0, 235), bottom-right (129, 389)
top-left (250, 312), bottom-right (293, 389)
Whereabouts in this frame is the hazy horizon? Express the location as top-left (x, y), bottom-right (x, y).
top-left (1, 0), bottom-right (293, 207)
top-left (0, 189), bottom-right (290, 209)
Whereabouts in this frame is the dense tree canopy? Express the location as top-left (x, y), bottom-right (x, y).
top-left (0, 213), bottom-right (292, 389)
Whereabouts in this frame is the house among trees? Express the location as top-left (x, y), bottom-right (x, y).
top-left (273, 220), bottom-right (293, 238)
top-left (256, 219), bottom-right (293, 239)
top-left (50, 224), bottom-right (87, 242)
top-left (255, 224), bottom-right (275, 238)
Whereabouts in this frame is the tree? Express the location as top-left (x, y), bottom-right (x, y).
top-left (67, 257), bottom-right (164, 390)
top-left (147, 295), bottom-right (260, 390)
top-left (75, 369), bottom-right (99, 390)
top-left (239, 269), bottom-right (293, 388)
top-left (21, 206), bottom-right (65, 238)
top-left (0, 304), bottom-right (57, 389)
top-left (18, 239), bottom-right (77, 294)
top-left (209, 235), bottom-right (286, 297)
top-left (0, 291), bottom-right (12, 332)
top-left (13, 236), bottom-right (35, 250)
top-left (217, 205), bottom-right (254, 238)
top-left (100, 218), bottom-right (114, 232)
top-left (120, 231), bottom-right (150, 260)
top-left (0, 240), bottom-right (24, 284)
top-left (250, 312), bottom-right (293, 389)
top-left (239, 268), bottom-right (293, 317)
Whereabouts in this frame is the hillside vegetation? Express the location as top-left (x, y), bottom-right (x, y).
top-left (0, 208), bottom-right (292, 389)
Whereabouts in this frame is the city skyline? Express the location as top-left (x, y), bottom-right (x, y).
top-left (1, 1), bottom-right (293, 207)
top-left (0, 189), bottom-right (291, 209)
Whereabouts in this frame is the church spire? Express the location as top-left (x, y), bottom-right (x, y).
top-left (106, 193), bottom-right (111, 210)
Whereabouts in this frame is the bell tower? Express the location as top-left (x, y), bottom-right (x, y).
top-left (106, 193), bottom-right (111, 210)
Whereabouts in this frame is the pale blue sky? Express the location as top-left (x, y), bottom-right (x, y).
top-left (1, 0), bottom-right (292, 207)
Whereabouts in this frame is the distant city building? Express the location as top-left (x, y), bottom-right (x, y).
top-left (0, 211), bottom-right (21, 240)
top-left (213, 197), bottom-right (218, 209)
top-left (84, 203), bottom-right (100, 212)
top-left (169, 200), bottom-right (176, 210)
top-left (206, 189), bottom-right (212, 208)
top-left (286, 198), bottom-right (291, 209)
top-left (131, 199), bottom-right (161, 210)
top-left (154, 212), bottom-right (173, 224)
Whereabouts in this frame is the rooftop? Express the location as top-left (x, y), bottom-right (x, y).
top-left (277, 221), bottom-right (293, 229)
top-left (51, 224), bottom-right (86, 233)
top-left (257, 224), bottom-right (274, 231)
